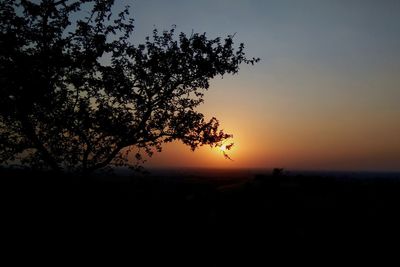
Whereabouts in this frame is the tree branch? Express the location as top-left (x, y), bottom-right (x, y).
top-left (86, 143), bottom-right (124, 173)
top-left (18, 115), bottom-right (61, 172)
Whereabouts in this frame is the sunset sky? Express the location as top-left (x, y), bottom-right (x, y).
top-left (123, 0), bottom-right (400, 171)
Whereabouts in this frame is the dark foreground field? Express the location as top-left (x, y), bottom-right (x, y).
top-left (2, 168), bottom-right (400, 265)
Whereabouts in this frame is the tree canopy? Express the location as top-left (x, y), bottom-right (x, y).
top-left (0, 0), bottom-right (259, 174)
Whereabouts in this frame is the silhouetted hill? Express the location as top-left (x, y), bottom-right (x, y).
top-left (2, 168), bottom-right (400, 265)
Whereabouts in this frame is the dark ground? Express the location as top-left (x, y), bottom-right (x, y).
top-left (2, 168), bottom-right (400, 265)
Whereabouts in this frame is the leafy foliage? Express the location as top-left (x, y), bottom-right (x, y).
top-left (0, 0), bottom-right (259, 173)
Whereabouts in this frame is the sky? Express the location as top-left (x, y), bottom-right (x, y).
top-left (117, 0), bottom-right (400, 171)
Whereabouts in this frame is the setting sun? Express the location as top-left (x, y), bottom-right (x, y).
top-left (219, 145), bottom-right (227, 152)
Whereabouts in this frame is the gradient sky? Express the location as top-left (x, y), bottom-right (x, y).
top-left (118, 0), bottom-right (400, 171)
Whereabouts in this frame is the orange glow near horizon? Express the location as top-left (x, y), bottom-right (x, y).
top-left (142, 80), bottom-right (400, 172)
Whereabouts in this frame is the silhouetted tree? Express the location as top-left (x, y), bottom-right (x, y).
top-left (272, 168), bottom-right (285, 177)
top-left (0, 0), bottom-right (258, 174)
